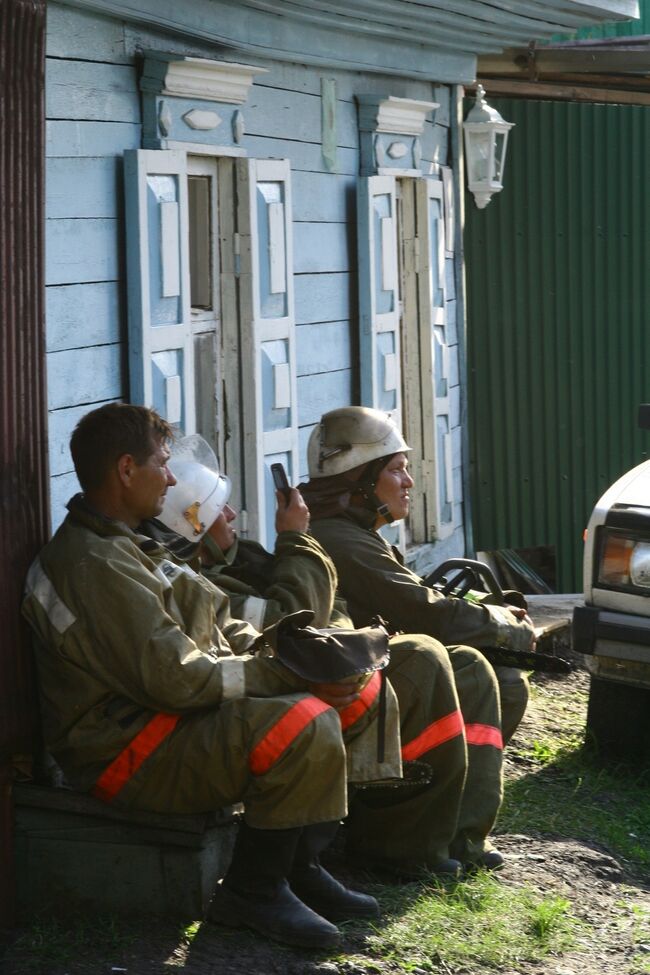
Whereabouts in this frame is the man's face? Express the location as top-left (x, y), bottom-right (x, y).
top-left (374, 452), bottom-right (414, 523)
top-left (127, 438), bottom-right (177, 522)
top-left (207, 504), bottom-right (237, 553)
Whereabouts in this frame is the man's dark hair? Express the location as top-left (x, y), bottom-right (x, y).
top-left (70, 404), bottom-right (173, 492)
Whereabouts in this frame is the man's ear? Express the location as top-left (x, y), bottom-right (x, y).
top-left (117, 453), bottom-right (135, 487)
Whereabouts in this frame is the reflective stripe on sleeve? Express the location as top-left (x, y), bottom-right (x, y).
top-left (25, 559), bottom-right (76, 635)
top-left (240, 595), bottom-right (267, 631)
top-left (338, 671), bottom-right (381, 731)
top-left (220, 657), bottom-right (247, 701)
top-left (466, 723), bottom-right (503, 750)
top-left (485, 604), bottom-right (512, 646)
top-left (249, 697), bottom-right (331, 776)
top-left (160, 559), bottom-right (199, 581)
top-left (152, 564), bottom-right (173, 591)
top-left (401, 709), bottom-right (465, 761)
top-left (92, 712), bottom-right (180, 803)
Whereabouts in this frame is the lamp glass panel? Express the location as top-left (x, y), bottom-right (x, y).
top-left (468, 131), bottom-right (491, 183)
top-left (493, 132), bottom-right (506, 183)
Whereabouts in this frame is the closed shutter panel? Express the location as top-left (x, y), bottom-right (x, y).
top-left (411, 177), bottom-right (453, 541)
top-left (124, 149), bottom-right (195, 433)
top-left (357, 176), bottom-right (401, 425)
top-left (357, 175), bottom-right (404, 548)
top-left (236, 158), bottom-right (298, 548)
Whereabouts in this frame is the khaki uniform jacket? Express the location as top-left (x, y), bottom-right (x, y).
top-left (136, 519), bottom-right (403, 785)
top-left (310, 509), bottom-right (534, 650)
top-left (22, 496), bottom-right (307, 793)
top-left (199, 531), bottom-right (338, 630)
top-left (139, 517), bottom-right (502, 860)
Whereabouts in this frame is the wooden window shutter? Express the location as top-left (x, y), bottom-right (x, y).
top-left (357, 175), bottom-right (405, 549)
top-left (124, 149), bottom-right (196, 434)
top-left (357, 175), bottom-right (402, 425)
top-left (402, 177), bottom-right (454, 542)
top-left (235, 158), bottom-right (298, 549)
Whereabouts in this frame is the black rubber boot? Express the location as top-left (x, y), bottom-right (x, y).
top-left (208, 822), bottom-right (342, 950)
top-left (346, 851), bottom-right (462, 881)
top-left (463, 848), bottom-right (505, 872)
top-left (290, 821), bottom-right (380, 922)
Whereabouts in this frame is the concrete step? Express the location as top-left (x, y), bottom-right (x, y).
top-left (13, 783), bottom-right (239, 919)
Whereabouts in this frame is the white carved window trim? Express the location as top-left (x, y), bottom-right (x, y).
top-left (126, 147), bottom-right (298, 551)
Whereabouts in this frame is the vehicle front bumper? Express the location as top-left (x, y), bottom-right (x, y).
top-left (573, 604), bottom-right (650, 688)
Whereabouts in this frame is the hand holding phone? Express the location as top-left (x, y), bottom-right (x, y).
top-left (272, 463), bottom-right (310, 534)
top-left (271, 462), bottom-right (291, 502)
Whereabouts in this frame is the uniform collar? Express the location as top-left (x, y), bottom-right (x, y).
top-left (312, 504), bottom-right (377, 532)
top-left (67, 493), bottom-right (138, 540)
top-left (201, 532), bottom-right (239, 568)
top-left (68, 495), bottom-right (168, 558)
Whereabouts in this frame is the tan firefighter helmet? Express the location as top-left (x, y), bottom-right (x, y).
top-left (307, 406), bottom-right (410, 479)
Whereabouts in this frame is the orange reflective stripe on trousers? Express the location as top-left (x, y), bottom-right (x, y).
top-left (465, 722), bottom-right (503, 749)
top-left (338, 671), bottom-right (382, 731)
top-left (93, 712), bottom-right (180, 803)
top-left (249, 697), bottom-right (332, 776)
top-left (401, 709), bottom-right (465, 761)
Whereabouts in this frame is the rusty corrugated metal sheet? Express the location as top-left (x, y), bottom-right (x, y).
top-left (0, 0), bottom-right (48, 924)
top-left (465, 97), bottom-right (650, 591)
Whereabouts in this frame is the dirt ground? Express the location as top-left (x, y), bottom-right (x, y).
top-left (496, 669), bottom-right (650, 975)
top-left (4, 661), bottom-right (650, 975)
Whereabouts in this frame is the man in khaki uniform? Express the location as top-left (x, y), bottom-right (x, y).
top-left (300, 407), bottom-right (538, 869)
top-left (144, 443), bottom-right (505, 876)
top-left (22, 404), bottom-right (381, 951)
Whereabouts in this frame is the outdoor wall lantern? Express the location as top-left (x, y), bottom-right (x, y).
top-left (463, 85), bottom-right (514, 209)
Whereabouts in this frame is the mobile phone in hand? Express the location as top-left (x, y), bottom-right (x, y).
top-left (271, 462), bottom-right (291, 502)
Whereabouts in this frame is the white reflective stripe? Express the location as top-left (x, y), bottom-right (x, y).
top-left (220, 658), bottom-right (247, 701)
top-left (241, 595), bottom-right (267, 631)
top-left (485, 604), bottom-right (511, 646)
top-left (155, 559), bottom-right (200, 590)
top-left (159, 558), bottom-right (199, 582)
top-left (25, 559), bottom-right (76, 635)
top-left (153, 565), bottom-right (173, 591)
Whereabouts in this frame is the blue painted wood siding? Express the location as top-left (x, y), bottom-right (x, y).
top-left (45, 1), bottom-right (463, 555)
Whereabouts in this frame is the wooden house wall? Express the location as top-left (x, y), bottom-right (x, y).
top-left (45, 1), bottom-right (465, 560)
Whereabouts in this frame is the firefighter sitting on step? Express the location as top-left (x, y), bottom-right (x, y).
top-left (142, 433), bottom-right (507, 877)
top-left (22, 403), bottom-right (394, 952)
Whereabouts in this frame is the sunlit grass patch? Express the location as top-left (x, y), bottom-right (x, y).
top-left (355, 873), bottom-right (580, 972)
top-left (527, 733), bottom-right (584, 766)
top-left (622, 901), bottom-right (650, 974)
top-left (180, 920), bottom-right (201, 943)
top-left (499, 679), bottom-right (650, 868)
top-left (528, 895), bottom-right (572, 940)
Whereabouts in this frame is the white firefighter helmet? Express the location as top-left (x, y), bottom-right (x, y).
top-left (159, 434), bottom-right (231, 541)
top-left (307, 406), bottom-right (410, 479)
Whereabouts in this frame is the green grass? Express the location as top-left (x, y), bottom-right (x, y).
top-left (181, 920), bottom-right (201, 943)
top-left (6, 913), bottom-right (136, 972)
top-left (528, 895), bottom-right (572, 940)
top-left (345, 873), bottom-right (579, 972)
top-left (7, 676), bottom-right (650, 975)
top-left (498, 682), bottom-right (650, 868)
top-left (627, 902), bottom-right (650, 973)
top-left (345, 675), bottom-right (650, 974)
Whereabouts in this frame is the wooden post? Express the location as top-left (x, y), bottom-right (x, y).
top-left (0, 0), bottom-right (48, 926)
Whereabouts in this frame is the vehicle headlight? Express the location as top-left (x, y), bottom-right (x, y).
top-left (597, 528), bottom-right (650, 592)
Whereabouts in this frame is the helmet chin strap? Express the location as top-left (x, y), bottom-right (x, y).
top-left (353, 455), bottom-right (397, 524)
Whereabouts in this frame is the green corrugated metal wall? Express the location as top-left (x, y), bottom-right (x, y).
top-left (465, 98), bottom-right (650, 591)
top-left (560, 0), bottom-right (650, 38)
